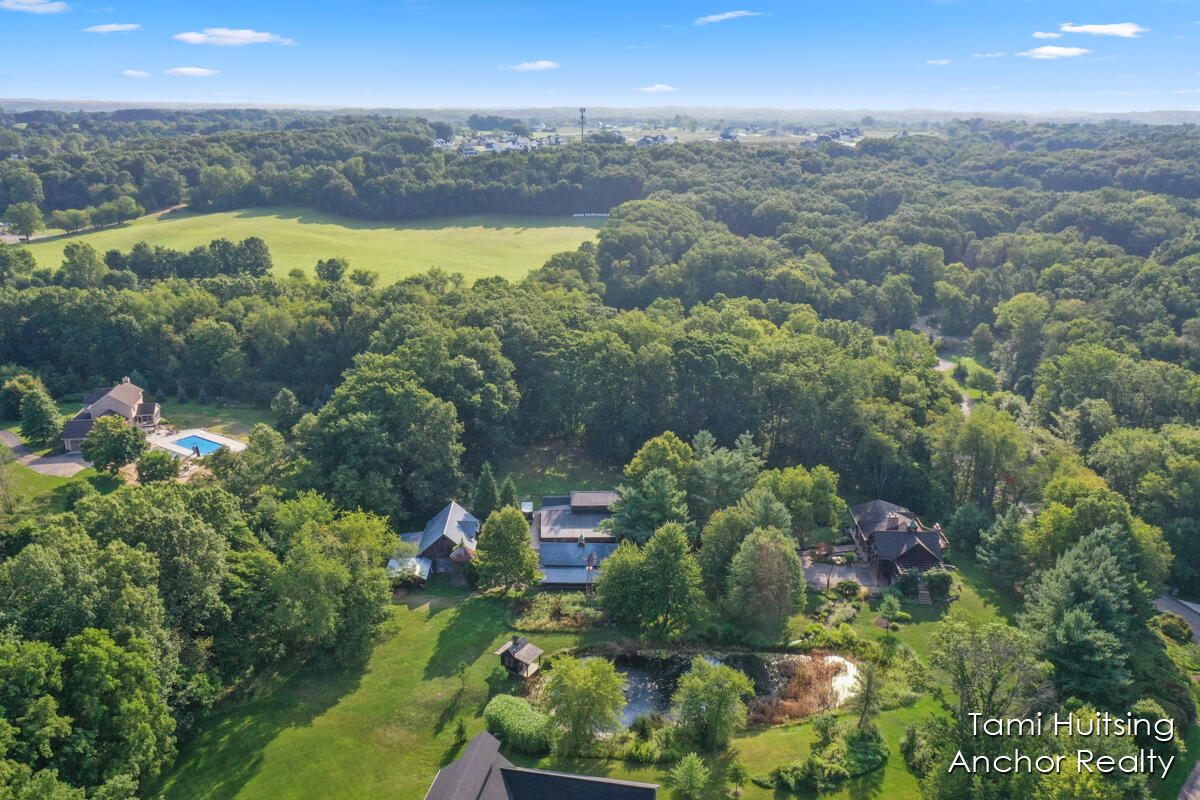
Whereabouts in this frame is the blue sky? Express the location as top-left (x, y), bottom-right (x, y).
top-left (2, 0), bottom-right (1199, 111)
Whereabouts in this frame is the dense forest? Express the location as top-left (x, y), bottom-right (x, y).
top-left (2, 112), bottom-right (1200, 799)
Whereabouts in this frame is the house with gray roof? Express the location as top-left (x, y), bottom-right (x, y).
top-left (62, 377), bottom-right (161, 452)
top-left (424, 731), bottom-right (656, 800)
top-left (850, 499), bottom-right (948, 584)
top-left (528, 491), bottom-right (619, 589)
top-left (388, 501), bottom-right (480, 581)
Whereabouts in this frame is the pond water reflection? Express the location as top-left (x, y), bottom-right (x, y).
top-left (604, 652), bottom-right (855, 726)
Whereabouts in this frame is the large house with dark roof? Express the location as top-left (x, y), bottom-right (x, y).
top-left (850, 499), bottom-right (948, 584)
top-left (528, 490), bottom-right (619, 589)
top-left (388, 501), bottom-right (480, 581)
top-left (62, 377), bottom-right (161, 452)
top-left (424, 731), bottom-right (657, 800)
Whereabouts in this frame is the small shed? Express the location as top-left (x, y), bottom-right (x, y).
top-left (493, 635), bottom-right (543, 679)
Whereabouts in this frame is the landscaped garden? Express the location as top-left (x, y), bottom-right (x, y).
top-left (148, 551), bottom-right (1017, 800)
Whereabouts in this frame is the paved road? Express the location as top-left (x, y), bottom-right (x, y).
top-left (1154, 595), bottom-right (1200, 643)
top-left (802, 552), bottom-right (879, 591)
top-left (1180, 762), bottom-right (1200, 800)
top-left (0, 430), bottom-right (88, 477)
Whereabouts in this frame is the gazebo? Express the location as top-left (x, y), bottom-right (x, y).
top-left (493, 635), bottom-right (543, 679)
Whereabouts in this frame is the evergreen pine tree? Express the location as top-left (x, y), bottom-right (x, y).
top-left (498, 475), bottom-right (519, 509)
top-left (472, 462), bottom-right (500, 520)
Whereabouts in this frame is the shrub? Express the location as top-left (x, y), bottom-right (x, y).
top-left (892, 571), bottom-right (919, 598)
top-left (58, 480), bottom-right (98, 511)
top-left (923, 568), bottom-right (953, 602)
top-left (483, 694), bottom-right (551, 754)
top-left (630, 711), bottom-right (667, 740)
top-left (670, 753), bottom-right (710, 799)
top-left (770, 754), bottom-right (850, 793)
top-left (1152, 612), bottom-right (1194, 645)
top-left (879, 592), bottom-right (907, 623)
top-left (833, 580), bottom-right (860, 600)
top-left (843, 725), bottom-right (889, 775)
top-left (827, 603), bottom-right (858, 627)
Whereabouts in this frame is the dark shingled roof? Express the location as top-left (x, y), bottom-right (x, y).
top-left (61, 417), bottom-right (95, 440)
top-left (501, 766), bottom-right (657, 799)
top-left (425, 733), bottom-right (658, 800)
top-left (850, 499), bottom-right (916, 535)
top-left (424, 731), bottom-right (512, 800)
top-left (872, 531), bottom-right (943, 562)
top-left (81, 387), bottom-right (109, 405)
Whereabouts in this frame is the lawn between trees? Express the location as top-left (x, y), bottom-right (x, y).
top-left (149, 551), bottom-right (1025, 800)
top-left (16, 206), bottom-right (605, 285)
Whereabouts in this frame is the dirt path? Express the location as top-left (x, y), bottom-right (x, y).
top-left (934, 358), bottom-right (974, 417)
top-left (0, 430), bottom-right (88, 477)
top-left (1, 204), bottom-right (187, 245)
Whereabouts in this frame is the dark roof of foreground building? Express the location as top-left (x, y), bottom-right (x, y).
top-left (424, 732), bottom-right (657, 800)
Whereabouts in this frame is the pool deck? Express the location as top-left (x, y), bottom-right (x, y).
top-left (148, 428), bottom-right (248, 459)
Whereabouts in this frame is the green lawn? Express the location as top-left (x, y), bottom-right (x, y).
top-left (491, 441), bottom-right (622, 504)
top-left (946, 354), bottom-right (989, 401)
top-left (158, 402), bottom-right (273, 439)
top-left (15, 207), bottom-right (605, 284)
top-left (151, 585), bottom-right (610, 800)
top-left (148, 552), bottom-right (1024, 800)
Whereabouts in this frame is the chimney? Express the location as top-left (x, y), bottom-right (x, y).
top-left (122, 376), bottom-right (130, 384)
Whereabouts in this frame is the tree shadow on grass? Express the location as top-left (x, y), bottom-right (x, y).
top-left (231, 206), bottom-right (607, 233)
top-left (148, 662), bottom-right (365, 800)
top-left (845, 763), bottom-right (888, 800)
top-left (424, 594), bottom-right (507, 680)
top-left (483, 664), bottom-right (518, 710)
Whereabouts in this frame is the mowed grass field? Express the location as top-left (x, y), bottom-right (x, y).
top-left (148, 553), bottom-right (1031, 800)
top-left (18, 206), bottom-right (605, 284)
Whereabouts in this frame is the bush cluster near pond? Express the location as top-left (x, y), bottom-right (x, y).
top-left (19, 207), bottom-right (604, 284)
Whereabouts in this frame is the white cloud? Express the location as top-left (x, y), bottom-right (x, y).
top-left (84, 22), bottom-right (139, 32)
top-left (972, 51), bottom-right (1005, 58)
top-left (165, 67), bottom-right (219, 76)
top-left (925, 59), bottom-right (951, 66)
top-left (120, 69), bottom-right (149, 78)
top-left (1017, 45), bottom-right (1091, 59)
top-left (173, 27), bottom-right (294, 46)
top-left (693, 9), bottom-right (762, 25)
top-left (1059, 22), bottom-right (1147, 38)
top-left (636, 83), bottom-right (678, 93)
top-left (1032, 31), bottom-right (1062, 39)
top-left (502, 59), bottom-right (559, 71)
top-left (0, 0), bottom-right (67, 13)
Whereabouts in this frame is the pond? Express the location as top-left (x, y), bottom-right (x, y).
top-left (606, 652), bottom-right (857, 726)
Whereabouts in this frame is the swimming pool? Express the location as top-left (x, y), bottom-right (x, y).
top-left (171, 434), bottom-right (223, 456)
